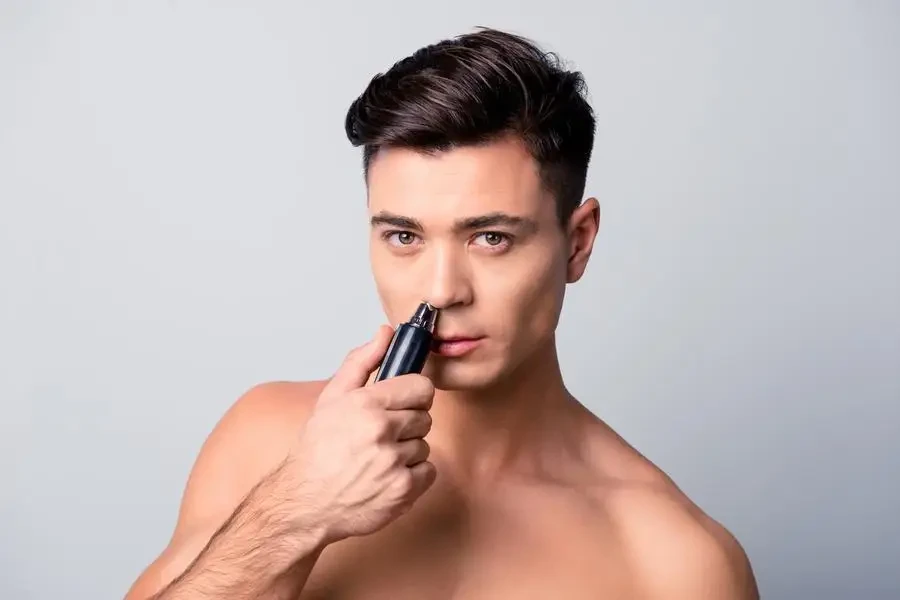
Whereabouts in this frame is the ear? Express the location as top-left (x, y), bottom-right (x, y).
top-left (565, 197), bottom-right (600, 283)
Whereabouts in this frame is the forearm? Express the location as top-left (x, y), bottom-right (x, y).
top-left (151, 466), bottom-right (327, 600)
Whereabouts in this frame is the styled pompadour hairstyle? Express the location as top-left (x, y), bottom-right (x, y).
top-left (344, 27), bottom-right (596, 225)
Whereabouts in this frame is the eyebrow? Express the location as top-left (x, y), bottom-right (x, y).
top-left (370, 211), bottom-right (539, 234)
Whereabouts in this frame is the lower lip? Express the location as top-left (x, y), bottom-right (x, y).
top-left (433, 338), bottom-right (483, 357)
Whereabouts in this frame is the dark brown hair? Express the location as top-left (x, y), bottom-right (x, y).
top-left (344, 27), bottom-right (596, 225)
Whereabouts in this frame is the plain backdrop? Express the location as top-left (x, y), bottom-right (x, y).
top-left (1, 2), bottom-right (898, 599)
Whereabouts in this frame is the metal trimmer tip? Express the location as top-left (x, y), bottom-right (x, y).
top-left (409, 301), bottom-right (438, 333)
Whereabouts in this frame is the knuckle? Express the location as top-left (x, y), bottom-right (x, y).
top-left (416, 375), bottom-right (435, 395)
top-left (396, 468), bottom-right (414, 493)
top-left (357, 389), bottom-right (380, 409)
top-left (343, 345), bottom-right (364, 365)
top-left (408, 376), bottom-right (434, 406)
top-left (422, 379), bottom-right (434, 408)
top-left (375, 448), bottom-right (395, 472)
top-left (345, 343), bottom-right (374, 367)
top-left (359, 411), bottom-right (387, 441)
top-left (423, 462), bottom-right (437, 485)
top-left (373, 416), bottom-right (391, 440)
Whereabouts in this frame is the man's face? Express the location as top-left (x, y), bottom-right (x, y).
top-left (366, 136), bottom-right (595, 391)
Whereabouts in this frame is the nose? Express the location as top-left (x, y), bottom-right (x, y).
top-left (423, 245), bottom-right (473, 310)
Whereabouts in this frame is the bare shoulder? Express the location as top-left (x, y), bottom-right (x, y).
top-left (174, 379), bottom-right (329, 530)
top-left (608, 479), bottom-right (759, 599)
top-left (584, 422), bottom-right (760, 599)
top-left (125, 379), bottom-right (327, 599)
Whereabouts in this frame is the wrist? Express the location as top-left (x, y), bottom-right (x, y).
top-left (255, 458), bottom-right (333, 556)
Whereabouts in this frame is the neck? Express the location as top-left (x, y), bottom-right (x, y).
top-left (428, 336), bottom-right (583, 487)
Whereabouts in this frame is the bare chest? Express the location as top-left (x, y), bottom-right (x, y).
top-left (297, 485), bottom-right (635, 600)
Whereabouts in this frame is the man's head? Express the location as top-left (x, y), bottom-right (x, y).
top-left (344, 27), bottom-right (600, 391)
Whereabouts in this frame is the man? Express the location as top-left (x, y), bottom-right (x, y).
top-left (126, 27), bottom-right (759, 599)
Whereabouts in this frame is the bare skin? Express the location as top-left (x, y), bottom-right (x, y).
top-left (125, 136), bottom-right (759, 599)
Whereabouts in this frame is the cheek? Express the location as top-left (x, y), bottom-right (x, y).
top-left (370, 249), bottom-right (422, 325)
top-left (481, 248), bottom-right (566, 343)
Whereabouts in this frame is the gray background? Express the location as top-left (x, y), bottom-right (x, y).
top-left (1, 1), bottom-right (898, 599)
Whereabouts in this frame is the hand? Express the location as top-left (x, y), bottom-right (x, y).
top-left (283, 325), bottom-right (438, 545)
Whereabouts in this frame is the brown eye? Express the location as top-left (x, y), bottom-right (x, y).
top-left (483, 232), bottom-right (504, 245)
top-left (472, 232), bottom-right (512, 251)
top-left (384, 230), bottom-right (419, 247)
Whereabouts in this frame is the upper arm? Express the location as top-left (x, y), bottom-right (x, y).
top-left (655, 520), bottom-right (760, 599)
top-left (613, 486), bottom-right (759, 600)
top-left (124, 381), bottom-right (323, 599)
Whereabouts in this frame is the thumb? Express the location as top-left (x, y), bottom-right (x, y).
top-left (325, 324), bottom-right (395, 394)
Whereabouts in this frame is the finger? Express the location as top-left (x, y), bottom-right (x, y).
top-left (396, 438), bottom-right (430, 466)
top-left (408, 460), bottom-right (438, 494)
top-left (388, 409), bottom-right (432, 441)
top-left (370, 374), bottom-right (435, 411)
top-left (365, 366), bottom-right (379, 387)
top-left (325, 325), bottom-right (394, 393)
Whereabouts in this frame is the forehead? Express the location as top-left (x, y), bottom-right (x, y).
top-left (366, 137), bottom-right (551, 223)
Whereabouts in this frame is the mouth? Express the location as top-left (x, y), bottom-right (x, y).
top-left (432, 336), bottom-right (484, 357)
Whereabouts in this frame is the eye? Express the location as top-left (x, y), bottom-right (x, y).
top-left (383, 230), bottom-right (420, 246)
top-left (472, 231), bottom-right (512, 250)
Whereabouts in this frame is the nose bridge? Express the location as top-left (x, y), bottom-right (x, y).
top-left (426, 241), bottom-right (472, 309)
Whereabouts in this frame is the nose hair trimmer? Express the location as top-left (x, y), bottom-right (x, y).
top-left (374, 302), bottom-right (439, 382)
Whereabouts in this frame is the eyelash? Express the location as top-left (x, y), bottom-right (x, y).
top-left (381, 230), bottom-right (513, 251)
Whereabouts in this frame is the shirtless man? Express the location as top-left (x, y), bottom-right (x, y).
top-left (125, 27), bottom-right (760, 599)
